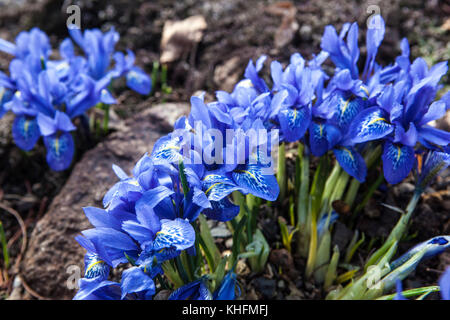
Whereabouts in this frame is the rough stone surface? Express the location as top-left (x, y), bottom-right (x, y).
top-left (19, 103), bottom-right (189, 300)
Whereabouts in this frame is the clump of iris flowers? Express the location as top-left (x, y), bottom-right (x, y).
top-left (74, 15), bottom-right (449, 300)
top-left (0, 26), bottom-right (151, 171)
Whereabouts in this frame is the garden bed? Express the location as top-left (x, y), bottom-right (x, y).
top-left (0, 0), bottom-right (449, 299)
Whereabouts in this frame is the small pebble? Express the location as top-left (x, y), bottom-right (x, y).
top-left (225, 238), bottom-right (233, 249)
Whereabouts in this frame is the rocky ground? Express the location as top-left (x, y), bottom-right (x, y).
top-left (0, 0), bottom-right (449, 299)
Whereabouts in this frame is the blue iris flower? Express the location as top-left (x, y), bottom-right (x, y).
top-left (37, 111), bottom-right (76, 171)
top-left (382, 236), bottom-right (450, 292)
top-left (415, 150), bottom-right (450, 192)
top-left (277, 66), bottom-right (315, 142)
top-left (0, 27), bottom-right (51, 61)
top-left (389, 236), bottom-right (450, 272)
top-left (393, 280), bottom-right (407, 300)
top-left (395, 266), bottom-right (450, 300)
top-left (0, 27), bottom-right (51, 79)
top-left (113, 50), bottom-right (152, 95)
top-left (309, 16), bottom-right (389, 181)
top-left (73, 16), bottom-right (450, 300)
top-left (321, 22), bottom-right (360, 79)
top-left (68, 26), bottom-right (119, 80)
top-left (74, 152), bottom-right (210, 300)
top-left (76, 211), bottom-right (195, 299)
top-left (73, 253), bottom-right (119, 300)
top-left (244, 55), bottom-right (270, 94)
top-left (321, 15), bottom-right (385, 82)
top-left (0, 72), bottom-right (15, 118)
top-left (0, 26), bottom-right (150, 171)
top-left (68, 26), bottom-right (151, 95)
top-left (392, 240), bottom-right (450, 300)
top-left (439, 267), bottom-right (450, 300)
top-left (168, 278), bottom-right (213, 300)
top-left (349, 63), bottom-right (449, 184)
top-left (168, 271), bottom-right (239, 300)
top-left (213, 271), bottom-right (240, 300)
top-left (151, 93), bottom-right (280, 218)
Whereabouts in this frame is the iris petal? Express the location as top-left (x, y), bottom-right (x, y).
top-left (120, 267), bottom-right (155, 300)
top-left (202, 174), bottom-right (241, 201)
top-left (153, 218), bottom-right (195, 251)
top-left (12, 115), bottom-right (40, 151)
top-left (203, 197), bottom-right (240, 222)
top-left (73, 279), bottom-right (120, 300)
top-left (232, 163), bottom-right (279, 201)
top-left (126, 67), bottom-right (152, 95)
top-left (332, 95), bottom-right (366, 132)
top-left (151, 135), bottom-right (182, 162)
top-left (350, 107), bottom-right (394, 144)
top-left (278, 106), bottom-right (311, 142)
top-left (168, 279), bottom-right (213, 300)
top-left (309, 122), bottom-right (341, 157)
top-left (439, 268), bottom-right (450, 300)
top-left (333, 146), bottom-right (367, 182)
top-left (43, 132), bottom-right (74, 171)
top-left (84, 253), bottom-right (110, 280)
top-left (418, 125), bottom-right (450, 146)
top-left (213, 272), bottom-right (238, 300)
top-left (382, 141), bottom-right (415, 184)
top-left (121, 220), bottom-right (154, 245)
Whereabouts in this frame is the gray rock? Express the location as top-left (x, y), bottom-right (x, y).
top-left (213, 56), bottom-right (246, 93)
top-left (19, 103), bottom-right (189, 300)
top-left (252, 277), bottom-right (276, 299)
top-left (299, 24), bottom-right (312, 40)
top-left (225, 237), bottom-right (233, 249)
top-left (210, 222), bottom-right (232, 238)
top-left (395, 182), bottom-right (415, 196)
top-left (0, 112), bottom-right (13, 157)
top-left (332, 221), bottom-right (353, 251)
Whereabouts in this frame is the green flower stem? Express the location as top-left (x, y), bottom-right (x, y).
top-left (178, 160), bottom-right (190, 198)
top-left (328, 169), bottom-right (349, 209)
top-left (376, 286), bottom-right (440, 300)
top-left (343, 144), bottom-right (382, 208)
top-left (380, 248), bottom-right (428, 292)
top-left (277, 142), bottom-right (287, 201)
top-left (162, 261), bottom-right (184, 288)
top-left (296, 144), bottom-right (309, 228)
top-left (161, 64), bottom-right (172, 94)
top-left (338, 240), bottom-right (397, 300)
top-left (344, 178), bottom-right (360, 208)
top-left (180, 251), bottom-right (195, 281)
top-left (296, 144), bottom-right (310, 256)
top-left (365, 144), bottom-right (382, 168)
top-left (40, 56), bottom-right (46, 70)
top-left (324, 245), bottom-right (340, 290)
top-left (314, 229), bottom-right (331, 283)
top-left (0, 221), bottom-right (9, 271)
top-left (175, 255), bottom-right (191, 284)
top-left (305, 213), bottom-right (318, 279)
top-left (102, 103), bottom-right (110, 134)
top-left (151, 61), bottom-right (159, 94)
top-left (320, 164), bottom-right (341, 212)
top-left (350, 174), bottom-right (384, 227)
top-left (385, 191), bottom-right (421, 244)
top-left (189, 222), bottom-right (203, 276)
top-left (364, 191), bottom-right (421, 274)
top-left (246, 195), bottom-right (254, 243)
top-left (157, 274), bottom-right (170, 290)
